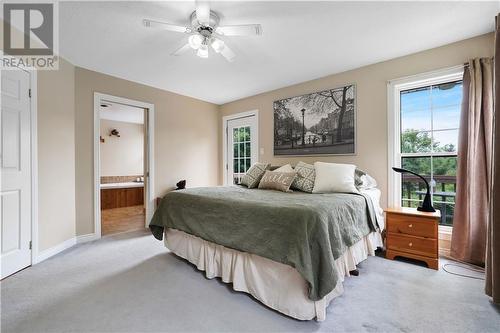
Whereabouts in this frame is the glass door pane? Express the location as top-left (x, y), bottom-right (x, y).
top-left (226, 114), bottom-right (258, 185)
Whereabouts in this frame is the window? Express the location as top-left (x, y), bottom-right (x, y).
top-left (389, 68), bottom-right (463, 228)
top-left (232, 126), bottom-right (252, 184)
top-left (223, 111), bottom-right (258, 185)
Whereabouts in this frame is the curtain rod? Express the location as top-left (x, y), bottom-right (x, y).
top-left (464, 57), bottom-right (494, 67)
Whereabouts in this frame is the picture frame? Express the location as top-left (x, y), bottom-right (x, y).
top-left (273, 84), bottom-right (356, 156)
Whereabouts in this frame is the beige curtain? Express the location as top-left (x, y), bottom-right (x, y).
top-left (450, 58), bottom-right (493, 266)
top-left (486, 14), bottom-right (500, 304)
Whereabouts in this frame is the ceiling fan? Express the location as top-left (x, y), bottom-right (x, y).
top-left (143, 0), bottom-right (262, 62)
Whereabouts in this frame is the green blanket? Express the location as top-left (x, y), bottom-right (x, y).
top-left (149, 186), bottom-right (379, 301)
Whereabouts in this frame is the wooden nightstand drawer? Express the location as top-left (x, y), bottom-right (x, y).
top-left (385, 207), bottom-right (440, 269)
top-left (387, 233), bottom-right (437, 258)
top-left (386, 213), bottom-right (437, 238)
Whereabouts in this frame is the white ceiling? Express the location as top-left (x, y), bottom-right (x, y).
top-left (60, 1), bottom-right (499, 105)
top-left (100, 102), bottom-right (144, 124)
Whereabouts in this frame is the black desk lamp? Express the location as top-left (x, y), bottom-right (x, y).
top-left (392, 167), bottom-right (436, 212)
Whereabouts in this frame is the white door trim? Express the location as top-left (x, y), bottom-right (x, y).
top-left (222, 110), bottom-right (259, 186)
top-left (28, 69), bottom-right (39, 264)
top-left (93, 93), bottom-right (155, 238)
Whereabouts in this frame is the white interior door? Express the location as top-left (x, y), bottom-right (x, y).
top-left (226, 115), bottom-right (258, 185)
top-left (1, 69), bottom-right (32, 279)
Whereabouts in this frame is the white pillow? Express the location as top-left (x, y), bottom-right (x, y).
top-left (359, 174), bottom-right (378, 189)
top-left (312, 162), bottom-right (359, 194)
top-left (274, 164), bottom-right (294, 173)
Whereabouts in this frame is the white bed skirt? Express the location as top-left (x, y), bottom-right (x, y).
top-left (165, 228), bottom-right (383, 321)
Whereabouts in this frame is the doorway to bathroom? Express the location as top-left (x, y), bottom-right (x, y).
top-left (94, 93), bottom-right (154, 237)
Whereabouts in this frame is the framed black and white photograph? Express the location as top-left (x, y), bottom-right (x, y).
top-left (273, 84), bottom-right (356, 156)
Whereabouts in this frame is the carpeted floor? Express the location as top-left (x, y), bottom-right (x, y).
top-left (1, 229), bottom-right (499, 333)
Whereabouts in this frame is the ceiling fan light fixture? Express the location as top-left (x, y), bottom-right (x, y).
top-left (211, 38), bottom-right (225, 53)
top-left (197, 44), bottom-right (209, 58)
top-left (188, 34), bottom-right (203, 49)
top-left (144, 2), bottom-right (262, 62)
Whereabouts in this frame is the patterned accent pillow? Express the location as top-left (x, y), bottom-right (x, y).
top-left (355, 169), bottom-right (378, 190)
top-left (291, 161), bottom-right (315, 193)
top-left (240, 162), bottom-right (270, 188)
top-left (355, 168), bottom-right (366, 188)
top-left (258, 171), bottom-right (297, 193)
top-left (274, 164), bottom-right (294, 173)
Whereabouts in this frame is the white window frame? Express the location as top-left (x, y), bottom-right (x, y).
top-left (387, 65), bottom-right (464, 232)
top-left (222, 110), bottom-right (259, 186)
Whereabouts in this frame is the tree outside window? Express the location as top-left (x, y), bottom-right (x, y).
top-left (400, 81), bottom-right (462, 226)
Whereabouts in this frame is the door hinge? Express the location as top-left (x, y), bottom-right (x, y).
top-left (28, 89), bottom-right (31, 98)
top-left (29, 241), bottom-right (32, 250)
top-left (226, 164), bottom-right (228, 170)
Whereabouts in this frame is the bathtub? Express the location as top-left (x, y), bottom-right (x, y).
top-left (100, 182), bottom-right (144, 190)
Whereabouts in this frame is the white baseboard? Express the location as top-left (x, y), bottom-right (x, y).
top-left (76, 233), bottom-right (100, 244)
top-left (34, 237), bottom-right (76, 264)
top-left (33, 233), bottom-right (100, 264)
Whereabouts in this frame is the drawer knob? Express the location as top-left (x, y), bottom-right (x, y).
top-left (408, 224), bottom-right (413, 228)
top-left (409, 242), bottom-right (413, 247)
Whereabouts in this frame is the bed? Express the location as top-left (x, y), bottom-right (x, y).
top-left (150, 185), bottom-right (384, 321)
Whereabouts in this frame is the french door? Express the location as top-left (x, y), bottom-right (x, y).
top-left (1, 68), bottom-right (32, 279)
top-left (226, 115), bottom-right (258, 185)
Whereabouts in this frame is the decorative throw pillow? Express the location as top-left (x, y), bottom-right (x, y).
top-left (358, 173), bottom-right (378, 190)
top-left (354, 168), bottom-right (378, 190)
top-left (240, 162), bottom-right (270, 188)
top-left (354, 168), bottom-right (366, 188)
top-left (363, 174), bottom-right (378, 189)
top-left (312, 162), bottom-right (359, 194)
top-left (291, 161), bottom-right (315, 193)
top-left (274, 164), bottom-right (294, 173)
top-left (258, 171), bottom-right (297, 192)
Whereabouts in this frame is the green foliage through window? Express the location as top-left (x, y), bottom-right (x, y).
top-left (399, 80), bottom-right (462, 227)
top-left (232, 126), bottom-right (252, 184)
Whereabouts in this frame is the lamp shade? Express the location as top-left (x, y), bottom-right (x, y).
top-left (211, 38), bottom-right (225, 53)
top-left (392, 167), bottom-right (436, 212)
top-left (188, 34), bottom-right (203, 49)
top-left (197, 44), bottom-right (208, 58)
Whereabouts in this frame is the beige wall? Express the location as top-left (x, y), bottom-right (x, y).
top-left (99, 119), bottom-right (144, 177)
top-left (37, 58), bottom-right (76, 251)
top-left (2, 15), bottom-right (494, 251)
top-left (1, 20), bottom-right (77, 252)
top-left (219, 33), bottom-right (495, 207)
top-left (75, 67), bottom-right (220, 236)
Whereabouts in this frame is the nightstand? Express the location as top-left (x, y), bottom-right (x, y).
top-left (385, 207), bottom-right (441, 270)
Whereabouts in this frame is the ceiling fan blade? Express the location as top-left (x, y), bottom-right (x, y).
top-left (195, 0), bottom-right (211, 25)
top-left (216, 24), bottom-right (262, 36)
top-left (220, 43), bottom-right (235, 62)
top-left (143, 19), bottom-right (191, 33)
top-left (171, 43), bottom-right (192, 56)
